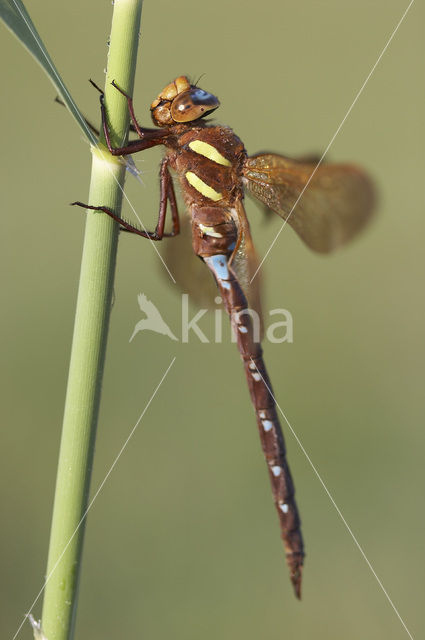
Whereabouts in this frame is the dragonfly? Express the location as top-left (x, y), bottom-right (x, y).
top-left (73, 75), bottom-right (375, 598)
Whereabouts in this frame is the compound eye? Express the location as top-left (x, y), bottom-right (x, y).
top-left (171, 92), bottom-right (197, 122)
top-left (191, 89), bottom-right (211, 103)
top-left (170, 89), bottom-right (219, 123)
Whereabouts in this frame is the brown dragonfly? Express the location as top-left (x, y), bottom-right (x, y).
top-left (73, 75), bottom-right (375, 599)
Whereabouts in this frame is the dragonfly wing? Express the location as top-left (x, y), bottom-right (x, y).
top-left (161, 214), bottom-right (219, 309)
top-left (243, 153), bottom-right (375, 253)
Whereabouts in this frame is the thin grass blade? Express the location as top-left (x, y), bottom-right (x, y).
top-left (0, 0), bottom-right (95, 143)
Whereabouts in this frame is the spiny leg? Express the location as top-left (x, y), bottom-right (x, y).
top-left (111, 80), bottom-right (145, 138)
top-left (89, 79), bottom-right (169, 155)
top-left (72, 158), bottom-right (180, 241)
top-left (78, 81), bottom-right (138, 135)
top-left (156, 157), bottom-right (180, 237)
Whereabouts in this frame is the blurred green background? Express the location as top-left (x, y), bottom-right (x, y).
top-left (1, 1), bottom-right (423, 638)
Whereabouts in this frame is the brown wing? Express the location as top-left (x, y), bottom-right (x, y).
top-left (230, 199), bottom-right (263, 334)
top-left (161, 214), bottom-right (218, 309)
top-left (243, 153), bottom-right (375, 253)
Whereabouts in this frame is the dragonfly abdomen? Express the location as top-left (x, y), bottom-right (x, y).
top-left (191, 206), bottom-right (238, 258)
top-left (202, 249), bottom-right (304, 599)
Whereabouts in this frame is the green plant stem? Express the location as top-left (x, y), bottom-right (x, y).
top-left (41, 2), bottom-right (143, 639)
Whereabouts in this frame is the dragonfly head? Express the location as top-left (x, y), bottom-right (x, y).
top-left (150, 76), bottom-right (220, 126)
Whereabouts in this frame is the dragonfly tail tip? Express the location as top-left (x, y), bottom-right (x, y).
top-left (288, 559), bottom-right (303, 600)
top-left (294, 581), bottom-right (302, 600)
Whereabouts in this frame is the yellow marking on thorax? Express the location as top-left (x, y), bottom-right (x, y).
top-left (188, 140), bottom-right (231, 167)
top-left (185, 171), bottom-right (223, 201)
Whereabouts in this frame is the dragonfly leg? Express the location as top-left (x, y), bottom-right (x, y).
top-left (56, 90), bottom-right (139, 139)
top-left (156, 157), bottom-right (180, 238)
top-left (111, 80), bottom-right (144, 137)
top-left (70, 201), bottom-right (153, 237)
top-left (89, 80), bottom-right (169, 156)
top-left (71, 158), bottom-right (180, 241)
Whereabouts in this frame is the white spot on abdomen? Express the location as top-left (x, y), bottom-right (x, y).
top-left (249, 361), bottom-right (261, 379)
top-left (199, 223), bottom-right (223, 238)
top-left (262, 419), bottom-right (273, 432)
